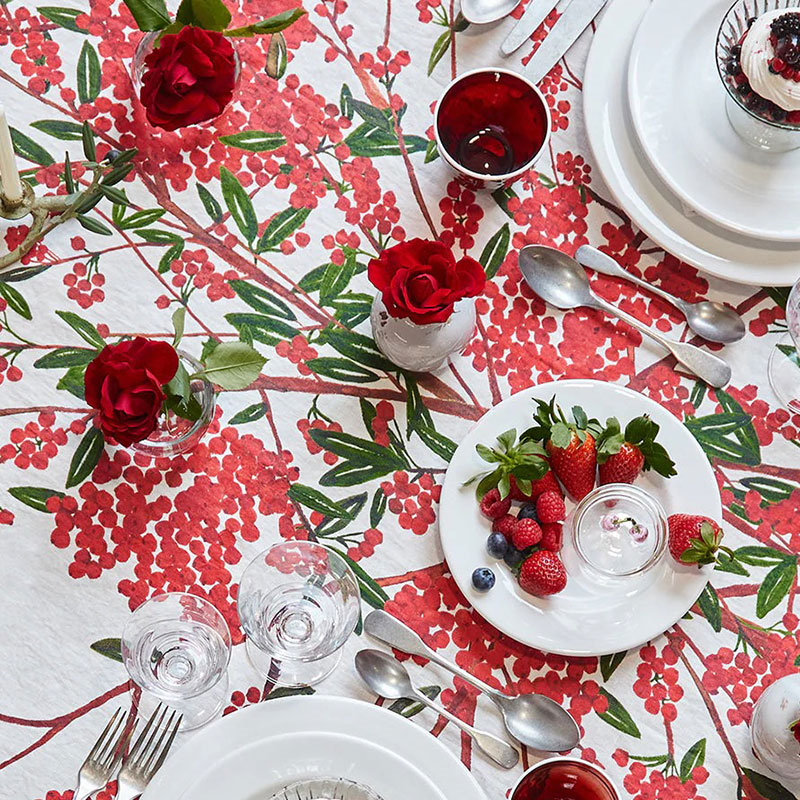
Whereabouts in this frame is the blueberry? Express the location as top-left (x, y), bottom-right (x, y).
top-left (517, 503), bottom-right (538, 522)
top-left (504, 548), bottom-right (525, 569)
top-left (105, 149), bottom-right (122, 162)
top-left (472, 567), bottom-right (496, 591)
top-left (486, 533), bottom-right (509, 559)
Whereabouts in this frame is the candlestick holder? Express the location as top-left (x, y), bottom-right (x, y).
top-left (0, 127), bottom-right (136, 275)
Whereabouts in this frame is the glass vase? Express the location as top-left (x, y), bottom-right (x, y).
top-left (131, 351), bottom-right (215, 458)
top-left (131, 31), bottom-right (241, 125)
top-left (370, 296), bottom-right (476, 372)
top-left (751, 674), bottom-right (800, 780)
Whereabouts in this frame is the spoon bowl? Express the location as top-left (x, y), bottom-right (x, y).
top-left (461, 0), bottom-right (520, 24)
top-left (518, 245), bottom-right (732, 388)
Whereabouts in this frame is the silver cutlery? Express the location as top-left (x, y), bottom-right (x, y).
top-left (501, 0), bottom-right (564, 56)
top-left (518, 245), bottom-right (732, 387)
top-left (575, 245), bottom-right (746, 344)
top-left (364, 609), bottom-right (579, 752)
top-left (462, 0), bottom-right (521, 25)
top-left (355, 648), bottom-right (520, 769)
top-left (73, 708), bottom-right (133, 800)
top-left (524, 0), bottom-right (609, 83)
top-left (116, 703), bottom-right (182, 800)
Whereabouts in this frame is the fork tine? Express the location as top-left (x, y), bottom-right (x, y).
top-left (104, 716), bottom-right (137, 771)
top-left (131, 704), bottom-right (169, 768)
top-left (85, 708), bottom-right (122, 763)
top-left (147, 713), bottom-right (182, 777)
top-left (128, 703), bottom-right (165, 763)
top-left (141, 710), bottom-right (178, 773)
top-left (95, 709), bottom-right (125, 767)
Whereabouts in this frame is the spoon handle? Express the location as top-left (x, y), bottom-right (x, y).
top-left (364, 611), bottom-right (504, 703)
top-left (412, 690), bottom-right (519, 769)
top-left (575, 245), bottom-right (689, 315)
top-left (590, 295), bottom-right (731, 388)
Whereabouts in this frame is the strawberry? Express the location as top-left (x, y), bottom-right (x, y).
top-left (667, 514), bottom-right (726, 566)
top-left (468, 429), bottom-right (548, 501)
top-left (512, 517), bottom-right (542, 549)
top-left (492, 514), bottom-right (518, 537)
top-left (540, 523), bottom-right (563, 552)
top-left (596, 415), bottom-right (677, 485)
top-left (480, 488), bottom-right (511, 519)
top-left (522, 398), bottom-right (600, 501)
top-left (792, 718), bottom-right (800, 745)
top-left (528, 468), bottom-right (563, 499)
top-left (536, 491), bottom-right (566, 524)
top-left (519, 551), bottom-right (567, 596)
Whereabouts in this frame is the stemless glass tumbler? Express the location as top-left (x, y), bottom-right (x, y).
top-left (121, 592), bottom-right (232, 731)
top-left (238, 541), bottom-right (361, 687)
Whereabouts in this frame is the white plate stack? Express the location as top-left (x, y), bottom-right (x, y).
top-left (585, 0), bottom-right (800, 286)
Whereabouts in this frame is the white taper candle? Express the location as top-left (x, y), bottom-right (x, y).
top-left (0, 104), bottom-right (24, 202)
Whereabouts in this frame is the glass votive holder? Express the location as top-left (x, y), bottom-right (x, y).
top-left (569, 484), bottom-right (668, 581)
top-left (433, 67), bottom-right (551, 191)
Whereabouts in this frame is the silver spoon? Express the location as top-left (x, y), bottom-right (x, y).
top-left (518, 245), bottom-right (732, 388)
top-left (461, 0), bottom-right (520, 24)
top-left (364, 610), bottom-right (579, 753)
top-left (355, 649), bottom-right (519, 769)
top-left (575, 245), bottom-right (746, 344)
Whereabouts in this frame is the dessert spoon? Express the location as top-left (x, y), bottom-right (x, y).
top-left (518, 245), bottom-right (732, 388)
top-left (355, 648), bottom-right (520, 769)
top-left (575, 245), bottom-right (746, 344)
top-left (364, 609), bottom-right (580, 752)
top-left (461, 0), bottom-right (520, 25)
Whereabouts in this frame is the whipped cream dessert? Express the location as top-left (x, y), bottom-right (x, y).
top-left (724, 9), bottom-right (800, 124)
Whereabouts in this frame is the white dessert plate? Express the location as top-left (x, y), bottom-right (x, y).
top-left (629, 0), bottom-right (800, 242)
top-left (439, 380), bottom-right (720, 657)
top-left (166, 732), bottom-right (445, 800)
top-left (584, 0), bottom-right (800, 286)
top-left (142, 695), bottom-right (486, 800)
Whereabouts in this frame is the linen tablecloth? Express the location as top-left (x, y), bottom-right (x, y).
top-left (0, 1), bottom-right (798, 798)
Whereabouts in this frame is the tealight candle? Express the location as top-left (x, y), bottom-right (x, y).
top-left (0, 104), bottom-right (24, 203)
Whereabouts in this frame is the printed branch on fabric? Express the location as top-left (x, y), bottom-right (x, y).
top-left (0, 0), bottom-right (797, 799)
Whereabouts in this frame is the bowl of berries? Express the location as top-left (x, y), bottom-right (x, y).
top-left (717, 0), bottom-right (800, 151)
top-left (439, 380), bottom-right (726, 656)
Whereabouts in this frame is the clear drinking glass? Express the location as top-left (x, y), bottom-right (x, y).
top-left (121, 592), bottom-right (232, 731)
top-left (751, 674), bottom-right (800, 779)
top-left (568, 484), bottom-right (667, 581)
top-left (238, 541), bottom-right (361, 687)
top-left (768, 277), bottom-right (800, 413)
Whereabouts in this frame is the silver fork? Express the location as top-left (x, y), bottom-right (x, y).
top-left (116, 704), bottom-right (183, 800)
top-left (73, 708), bottom-right (131, 800)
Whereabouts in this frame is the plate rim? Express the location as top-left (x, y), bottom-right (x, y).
top-left (143, 695), bottom-right (487, 800)
top-left (583, 0), bottom-right (800, 287)
top-left (627, 0), bottom-right (800, 243)
top-left (439, 379), bottom-right (720, 657)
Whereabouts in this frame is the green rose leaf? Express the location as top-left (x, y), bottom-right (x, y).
top-left (225, 8), bottom-right (305, 37)
top-left (175, 0), bottom-right (231, 31)
top-left (197, 341), bottom-right (265, 390)
top-left (121, 0), bottom-right (171, 30)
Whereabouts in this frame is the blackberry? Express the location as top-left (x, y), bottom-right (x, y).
top-left (771, 12), bottom-right (800, 39)
top-left (726, 56), bottom-right (740, 76)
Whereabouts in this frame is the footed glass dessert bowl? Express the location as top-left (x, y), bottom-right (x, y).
top-left (718, 0), bottom-right (800, 151)
top-left (269, 778), bottom-right (384, 800)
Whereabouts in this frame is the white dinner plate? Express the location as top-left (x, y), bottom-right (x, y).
top-left (142, 695), bottom-right (486, 800)
top-left (584, 0), bottom-right (800, 286)
top-left (629, 0), bottom-right (800, 241)
top-left (439, 380), bottom-right (720, 657)
top-left (171, 732), bottom-right (446, 800)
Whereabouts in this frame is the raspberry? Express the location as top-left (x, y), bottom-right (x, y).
top-left (540, 522), bottom-right (563, 552)
top-left (492, 514), bottom-right (518, 537)
top-left (480, 488), bottom-right (511, 519)
top-left (536, 490), bottom-right (566, 524)
top-left (512, 517), bottom-right (542, 550)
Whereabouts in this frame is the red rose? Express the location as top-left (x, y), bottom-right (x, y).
top-left (368, 238), bottom-right (486, 325)
top-left (84, 338), bottom-right (179, 446)
top-left (140, 26), bottom-right (237, 131)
